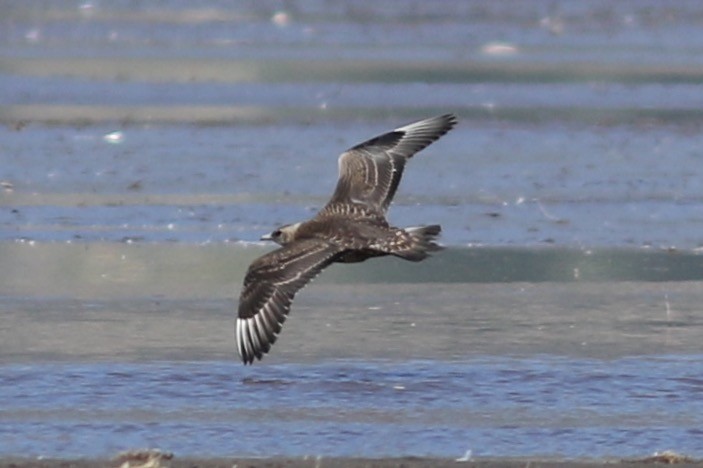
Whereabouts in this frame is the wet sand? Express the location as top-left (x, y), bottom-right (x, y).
top-left (3, 280), bottom-right (703, 363)
top-left (2, 457), bottom-right (703, 468)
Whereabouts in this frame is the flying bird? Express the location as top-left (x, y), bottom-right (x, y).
top-left (236, 114), bottom-right (458, 364)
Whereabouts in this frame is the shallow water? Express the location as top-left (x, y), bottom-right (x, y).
top-left (2, 357), bottom-right (702, 459)
top-left (2, 281), bottom-right (702, 458)
top-left (2, 0), bottom-right (703, 460)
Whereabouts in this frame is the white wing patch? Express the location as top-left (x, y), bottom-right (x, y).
top-left (236, 240), bottom-right (340, 364)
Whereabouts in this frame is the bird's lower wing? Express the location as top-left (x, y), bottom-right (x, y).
top-left (236, 239), bottom-right (341, 364)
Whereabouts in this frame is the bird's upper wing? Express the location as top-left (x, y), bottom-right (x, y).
top-left (321, 114), bottom-right (457, 216)
top-left (236, 238), bottom-right (341, 364)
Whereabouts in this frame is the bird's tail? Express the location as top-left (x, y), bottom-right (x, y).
top-left (393, 224), bottom-right (443, 262)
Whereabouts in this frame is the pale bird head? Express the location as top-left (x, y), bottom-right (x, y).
top-left (261, 222), bottom-right (302, 246)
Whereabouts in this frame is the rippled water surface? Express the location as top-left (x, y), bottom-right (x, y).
top-left (2, 0), bottom-right (703, 460)
top-left (2, 357), bottom-right (703, 458)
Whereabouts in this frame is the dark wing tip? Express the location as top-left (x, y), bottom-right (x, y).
top-left (442, 113), bottom-right (459, 132)
top-left (375, 113), bottom-right (458, 165)
top-left (426, 113), bottom-right (458, 130)
top-left (347, 113), bottom-right (458, 155)
top-left (394, 113), bottom-right (458, 149)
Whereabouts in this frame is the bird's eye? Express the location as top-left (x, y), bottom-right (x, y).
top-left (272, 229), bottom-right (282, 237)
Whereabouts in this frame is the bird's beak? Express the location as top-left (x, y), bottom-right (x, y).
top-left (260, 232), bottom-right (273, 241)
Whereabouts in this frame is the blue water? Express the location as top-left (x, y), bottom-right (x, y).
top-left (2, 357), bottom-right (702, 459)
top-left (3, 0), bottom-right (703, 461)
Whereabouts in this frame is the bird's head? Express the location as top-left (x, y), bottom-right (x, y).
top-left (261, 222), bottom-right (302, 246)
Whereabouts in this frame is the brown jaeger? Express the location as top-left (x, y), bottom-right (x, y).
top-left (236, 114), bottom-right (458, 364)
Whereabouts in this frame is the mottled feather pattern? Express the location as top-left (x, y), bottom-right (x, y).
top-left (369, 225), bottom-right (443, 262)
top-left (237, 239), bottom-right (341, 364)
top-left (236, 114), bottom-right (457, 364)
top-left (324, 113), bottom-right (457, 214)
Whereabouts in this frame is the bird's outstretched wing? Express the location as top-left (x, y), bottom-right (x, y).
top-left (321, 114), bottom-right (457, 216)
top-left (236, 239), bottom-right (341, 364)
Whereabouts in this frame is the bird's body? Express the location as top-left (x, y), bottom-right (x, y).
top-left (236, 114), bottom-right (458, 364)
